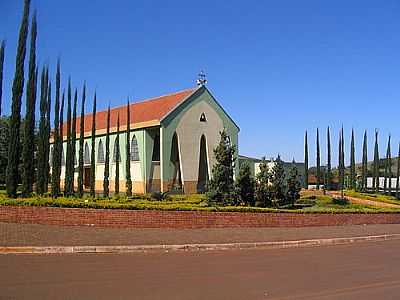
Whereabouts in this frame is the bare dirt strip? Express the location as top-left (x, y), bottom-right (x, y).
top-left (329, 191), bottom-right (400, 208)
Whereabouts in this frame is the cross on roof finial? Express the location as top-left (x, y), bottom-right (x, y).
top-left (197, 70), bottom-right (207, 86)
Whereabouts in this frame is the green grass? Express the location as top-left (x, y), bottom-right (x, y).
top-left (1, 191), bottom-right (400, 214)
top-left (344, 190), bottom-right (400, 206)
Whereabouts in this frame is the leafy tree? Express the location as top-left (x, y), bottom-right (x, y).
top-left (235, 162), bottom-right (255, 206)
top-left (22, 12), bottom-right (37, 196)
top-left (350, 128), bottom-right (356, 190)
top-left (103, 106), bottom-right (110, 198)
top-left (90, 92), bottom-right (96, 197)
top-left (270, 155), bottom-right (286, 207)
top-left (255, 157), bottom-right (271, 207)
top-left (304, 131), bottom-right (308, 189)
top-left (373, 130), bottom-right (379, 193)
top-left (361, 130), bottom-right (367, 191)
top-left (51, 60), bottom-right (61, 197)
top-left (206, 129), bottom-right (235, 205)
top-left (0, 40), bottom-right (4, 116)
top-left (125, 99), bottom-right (132, 196)
top-left (286, 161), bottom-right (301, 206)
top-left (326, 127), bottom-right (332, 190)
top-left (115, 113), bottom-right (120, 195)
top-left (77, 83), bottom-right (86, 198)
top-left (6, 0), bottom-right (30, 197)
top-left (64, 79), bottom-right (72, 195)
top-left (316, 128), bottom-right (320, 190)
top-left (36, 67), bottom-right (48, 195)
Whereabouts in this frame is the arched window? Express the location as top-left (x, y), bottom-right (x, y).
top-left (200, 112), bottom-right (207, 122)
top-left (61, 148), bottom-right (65, 166)
top-left (84, 142), bottom-right (90, 165)
top-left (152, 134), bottom-right (160, 161)
top-left (97, 140), bottom-right (105, 163)
top-left (131, 135), bottom-right (139, 161)
top-left (49, 146), bottom-right (53, 165)
top-left (113, 141), bottom-right (121, 162)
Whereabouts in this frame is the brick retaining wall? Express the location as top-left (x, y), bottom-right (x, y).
top-left (1, 206), bottom-right (400, 228)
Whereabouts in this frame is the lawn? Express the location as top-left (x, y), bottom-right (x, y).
top-left (1, 190), bottom-right (400, 213)
top-left (344, 190), bottom-right (400, 206)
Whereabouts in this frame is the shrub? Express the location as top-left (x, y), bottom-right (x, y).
top-left (151, 191), bottom-right (170, 201)
top-left (332, 197), bottom-right (349, 205)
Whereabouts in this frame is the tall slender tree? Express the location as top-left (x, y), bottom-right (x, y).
top-left (125, 99), bottom-right (132, 196)
top-left (6, 0), bottom-right (30, 197)
top-left (77, 83), bottom-right (86, 198)
top-left (65, 78), bottom-right (74, 196)
top-left (103, 106), bottom-right (110, 198)
top-left (396, 143), bottom-right (400, 198)
top-left (64, 79), bottom-right (72, 195)
top-left (51, 60), bottom-right (61, 197)
top-left (304, 131), bottom-right (308, 189)
top-left (361, 131), bottom-right (368, 191)
top-left (341, 127), bottom-right (345, 190)
top-left (70, 89), bottom-right (78, 193)
top-left (384, 135), bottom-right (392, 195)
top-left (316, 128), bottom-right (320, 190)
top-left (350, 128), bottom-right (356, 190)
top-left (59, 91), bottom-right (64, 192)
top-left (90, 92), bottom-right (96, 197)
top-left (373, 130), bottom-right (379, 193)
top-left (0, 40), bottom-right (5, 116)
top-left (326, 127), bottom-right (332, 190)
top-left (36, 67), bottom-right (48, 195)
top-left (22, 12), bottom-right (37, 196)
top-left (115, 113), bottom-right (120, 195)
top-left (44, 74), bottom-right (51, 193)
top-left (338, 129), bottom-right (345, 197)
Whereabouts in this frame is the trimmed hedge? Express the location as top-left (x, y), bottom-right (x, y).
top-left (1, 193), bottom-right (400, 214)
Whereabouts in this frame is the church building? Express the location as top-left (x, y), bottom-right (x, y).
top-left (55, 83), bottom-right (239, 194)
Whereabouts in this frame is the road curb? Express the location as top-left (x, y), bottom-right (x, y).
top-left (1, 234), bottom-right (400, 254)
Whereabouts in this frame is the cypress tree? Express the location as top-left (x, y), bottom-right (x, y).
top-left (396, 143), bottom-right (400, 199)
top-left (51, 60), bottom-right (61, 197)
top-left (361, 131), bottom-right (367, 191)
top-left (373, 130), bottom-right (379, 193)
top-left (90, 92), bottom-right (96, 197)
top-left (326, 127), bottom-right (332, 190)
top-left (115, 113), bottom-right (120, 195)
top-left (64, 79), bottom-right (72, 195)
top-left (77, 84), bottom-right (86, 198)
top-left (103, 106), bottom-right (110, 198)
top-left (384, 136), bottom-right (392, 195)
top-left (338, 129), bottom-right (345, 197)
top-left (125, 99), bottom-right (132, 196)
top-left (350, 128), bottom-right (356, 190)
top-left (36, 67), bottom-right (48, 195)
top-left (341, 127), bottom-right (345, 191)
top-left (70, 89), bottom-right (78, 193)
top-left (304, 131), bottom-right (308, 189)
top-left (44, 74), bottom-right (51, 193)
top-left (316, 128), bottom-right (320, 190)
top-left (59, 91), bottom-right (65, 192)
top-left (22, 12), bottom-right (37, 196)
top-left (0, 40), bottom-right (4, 116)
top-left (6, 0), bottom-right (30, 197)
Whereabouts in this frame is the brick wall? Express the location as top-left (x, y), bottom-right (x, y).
top-left (1, 206), bottom-right (400, 228)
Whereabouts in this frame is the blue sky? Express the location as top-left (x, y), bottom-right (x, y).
top-left (1, 0), bottom-right (400, 166)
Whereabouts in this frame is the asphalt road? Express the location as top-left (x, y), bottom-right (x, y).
top-left (1, 240), bottom-right (400, 300)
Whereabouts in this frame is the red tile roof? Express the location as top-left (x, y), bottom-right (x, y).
top-left (61, 87), bottom-right (197, 137)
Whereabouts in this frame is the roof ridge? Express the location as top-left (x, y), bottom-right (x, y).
top-left (130, 87), bottom-right (198, 105)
